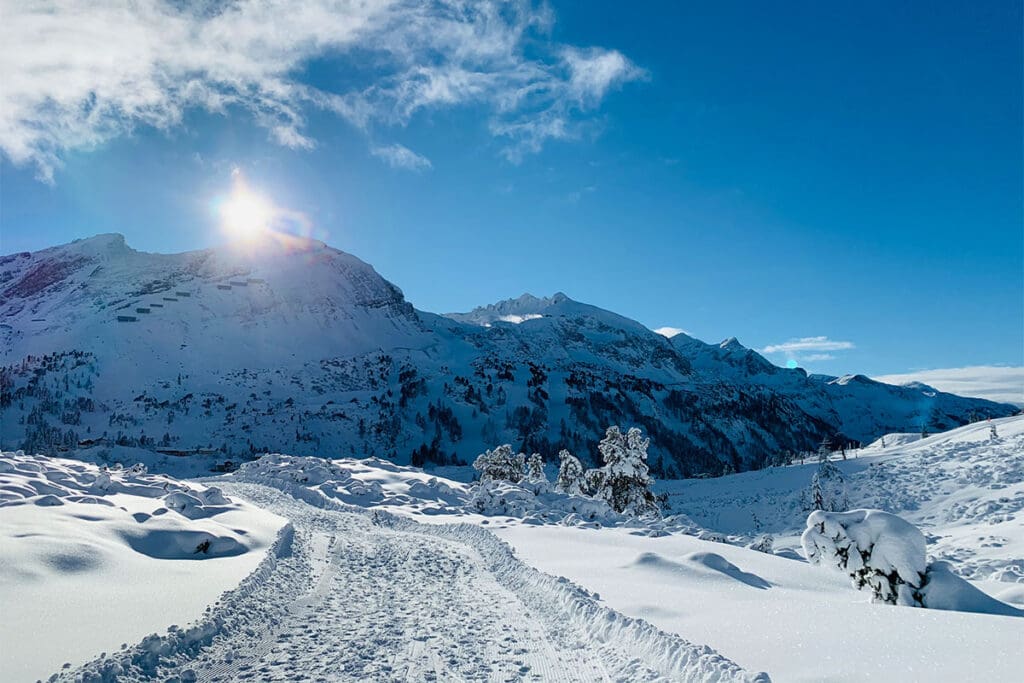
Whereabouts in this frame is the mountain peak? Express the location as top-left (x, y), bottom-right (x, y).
top-left (444, 292), bottom-right (575, 326)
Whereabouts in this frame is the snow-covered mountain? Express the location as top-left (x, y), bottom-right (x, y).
top-left (1, 233), bottom-right (1015, 475)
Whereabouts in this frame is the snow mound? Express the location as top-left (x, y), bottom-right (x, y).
top-left (864, 432), bottom-right (923, 450)
top-left (630, 551), bottom-right (772, 590)
top-left (802, 509), bottom-right (927, 605)
top-left (0, 451), bottom-right (285, 681)
top-left (233, 453), bottom-right (469, 514)
top-left (803, 508), bottom-right (1024, 616)
top-left (920, 561), bottom-right (1024, 617)
top-left (235, 452), bottom-right (701, 533)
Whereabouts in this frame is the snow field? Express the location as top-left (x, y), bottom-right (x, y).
top-left (494, 524), bottom-right (1024, 683)
top-left (0, 452), bottom-right (286, 681)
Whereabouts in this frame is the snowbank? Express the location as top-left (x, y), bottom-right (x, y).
top-left (0, 452), bottom-right (285, 681)
top-left (235, 452), bottom-right (701, 533)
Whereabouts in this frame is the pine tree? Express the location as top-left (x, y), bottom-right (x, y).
top-left (592, 426), bottom-right (658, 516)
top-left (526, 452), bottom-right (547, 482)
top-left (555, 449), bottom-right (585, 495)
top-left (472, 444), bottom-right (525, 483)
top-left (810, 458), bottom-right (848, 512)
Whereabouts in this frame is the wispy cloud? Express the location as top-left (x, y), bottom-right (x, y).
top-left (653, 326), bottom-right (689, 338)
top-left (761, 336), bottom-right (855, 355)
top-left (874, 366), bottom-right (1024, 407)
top-left (370, 144), bottom-right (432, 172)
top-left (0, 1), bottom-right (644, 181)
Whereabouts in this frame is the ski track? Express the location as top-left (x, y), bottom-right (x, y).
top-left (54, 482), bottom-right (766, 683)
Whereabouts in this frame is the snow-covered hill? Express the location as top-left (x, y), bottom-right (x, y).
top-left (2, 233), bottom-right (1015, 476)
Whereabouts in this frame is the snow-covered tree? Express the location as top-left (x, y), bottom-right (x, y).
top-left (801, 509), bottom-right (926, 606)
top-left (748, 534), bottom-right (774, 554)
top-left (472, 444), bottom-right (525, 483)
top-left (590, 426), bottom-right (659, 517)
top-left (810, 458), bottom-right (848, 512)
top-left (554, 449), bottom-right (585, 495)
top-left (817, 435), bottom-right (833, 462)
top-left (526, 452), bottom-right (547, 482)
top-left (990, 421), bottom-right (998, 440)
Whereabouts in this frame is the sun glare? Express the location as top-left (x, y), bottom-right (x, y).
top-left (220, 187), bottom-right (273, 240)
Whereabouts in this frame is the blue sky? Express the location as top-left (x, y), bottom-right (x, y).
top-left (1, 1), bottom-right (1021, 380)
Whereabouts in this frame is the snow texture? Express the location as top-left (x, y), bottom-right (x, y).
top-left (52, 467), bottom-right (768, 682)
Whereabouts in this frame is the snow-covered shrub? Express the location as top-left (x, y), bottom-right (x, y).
top-left (590, 426), bottom-right (658, 517)
top-left (525, 453), bottom-right (547, 482)
top-left (555, 449), bottom-right (585, 495)
top-left (809, 458), bottom-right (848, 512)
top-left (801, 509), bottom-right (926, 606)
top-left (467, 479), bottom-right (543, 517)
top-left (748, 534), bottom-right (774, 554)
top-left (472, 444), bottom-right (525, 483)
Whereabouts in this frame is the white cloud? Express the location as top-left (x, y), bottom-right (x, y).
top-left (800, 353), bottom-right (836, 362)
top-left (653, 326), bottom-right (689, 338)
top-left (0, 1), bottom-right (644, 181)
top-left (874, 366), bottom-right (1024, 407)
top-left (761, 336), bottom-right (856, 355)
top-left (370, 144), bottom-right (432, 172)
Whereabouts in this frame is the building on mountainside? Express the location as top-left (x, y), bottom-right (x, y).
top-left (116, 315), bottom-right (137, 322)
top-left (135, 308), bottom-right (150, 314)
top-left (216, 284), bottom-right (232, 291)
top-left (175, 291), bottom-right (191, 297)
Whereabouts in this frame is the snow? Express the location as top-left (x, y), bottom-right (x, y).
top-left (3, 416), bottom-right (1023, 681)
top-left (493, 524), bottom-right (1024, 683)
top-left (55, 478), bottom-right (764, 683)
top-left (0, 452), bottom-right (285, 681)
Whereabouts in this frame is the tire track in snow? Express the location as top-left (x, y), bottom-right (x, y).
top-left (57, 482), bottom-right (768, 682)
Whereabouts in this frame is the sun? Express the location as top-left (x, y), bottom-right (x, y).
top-left (219, 183), bottom-right (274, 240)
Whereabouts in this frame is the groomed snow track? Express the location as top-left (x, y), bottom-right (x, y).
top-left (54, 476), bottom-right (769, 683)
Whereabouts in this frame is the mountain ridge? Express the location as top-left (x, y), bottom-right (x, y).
top-left (1, 233), bottom-right (1015, 475)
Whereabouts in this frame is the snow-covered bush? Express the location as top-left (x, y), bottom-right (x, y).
top-left (472, 444), bottom-right (525, 483)
top-left (555, 449), bottom-right (585, 495)
top-left (747, 534), bottom-right (774, 554)
top-left (589, 426), bottom-right (659, 517)
top-left (809, 458), bottom-right (848, 512)
top-left (526, 453), bottom-right (547, 482)
top-left (801, 509), bottom-right (926, 606)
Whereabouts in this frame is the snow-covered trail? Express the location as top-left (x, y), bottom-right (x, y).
top-left (59, 482), bottom-right (764, 683)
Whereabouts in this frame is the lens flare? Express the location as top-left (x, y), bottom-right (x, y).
top-left (221, 189), bottom-right (272, 239)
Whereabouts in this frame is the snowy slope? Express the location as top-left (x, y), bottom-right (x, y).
top-left (494, 525), bottom-right (1024, 683)
top-left (0, 452), bottom-right (285, 681)
top-left (2, 234), bottom-right (1015, 478)
top-left (662, 415), bottom-right (1024, 587)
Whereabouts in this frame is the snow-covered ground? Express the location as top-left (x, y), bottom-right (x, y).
top-left (493, 525), bottom-right (1023, 682)
top-left (0, 453), bottom-right (285, 681)
top-left (3, 416), bottom-right (1022, 681)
